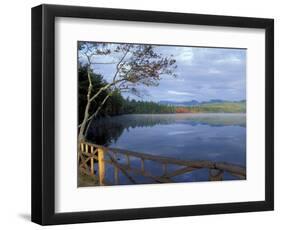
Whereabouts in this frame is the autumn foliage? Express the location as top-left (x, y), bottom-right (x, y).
top-left (175, 107), bottom-right (190, 113)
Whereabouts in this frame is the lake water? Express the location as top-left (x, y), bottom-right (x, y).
top-left (87, 113), bottom-right (246, 185)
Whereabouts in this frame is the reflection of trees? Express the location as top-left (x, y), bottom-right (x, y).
top-left (86, 114), bottom-right (246, 146)
top-left (183, 115), bottom-right (246, 128)
top-left (86, 115), bottom-right (174, 145)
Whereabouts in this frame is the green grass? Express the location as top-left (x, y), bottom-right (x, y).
top-left (186, 101), bottom-right (246, 113)
top-left (78, 172), bottom-right (99, 187)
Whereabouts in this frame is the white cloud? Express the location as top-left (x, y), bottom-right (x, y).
top-left (168, 90), bottom-right (195, 96)
top-left (215, 56), bottom-right (242, 64)
top-left (175, 47), bottom-right (194, 64)
top-left (208, 68), bottom-right (221, 74)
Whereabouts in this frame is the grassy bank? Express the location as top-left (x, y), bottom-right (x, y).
top-left (182, 101), bottom-right (246, 113)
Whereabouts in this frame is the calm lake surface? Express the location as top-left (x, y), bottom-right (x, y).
top-left (87, 113), bottom-right (246, 184)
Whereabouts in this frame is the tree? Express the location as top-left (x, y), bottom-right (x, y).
top-left (78, 42), bottom-right (177, 142)
top-left (78, 63), bottom-right (110, 125)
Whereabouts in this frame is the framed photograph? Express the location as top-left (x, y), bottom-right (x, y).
top-left (31, 4), bottom-right (274, 225)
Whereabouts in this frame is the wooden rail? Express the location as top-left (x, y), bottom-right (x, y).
top-left (78, 141), bottom-right (246, 186)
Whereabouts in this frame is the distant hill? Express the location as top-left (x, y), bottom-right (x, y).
top-left (158, 100), bottom-right (199, 106)
top-left (158, 99), bottom-right (245, 106)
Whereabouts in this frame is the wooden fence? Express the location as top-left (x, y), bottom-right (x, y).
top-left (78, 141), bottom-right (246, 186)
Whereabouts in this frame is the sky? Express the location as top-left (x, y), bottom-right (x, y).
top-left (79, 43), bottom-right (246, 102)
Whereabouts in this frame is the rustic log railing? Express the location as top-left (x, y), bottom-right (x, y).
top-left (78, 141), bottom-right (246, 186)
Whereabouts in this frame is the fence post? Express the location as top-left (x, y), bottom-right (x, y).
top-left (114, 167), bottom-right (119, 185)
top-left (98, 147), bottom-right (105, 185)
top-left (90, 157), bottom-right (94, 176)
top-left (141, 158), bottom-right (145, 173)
top-left (162, 163), bottom-right (167, 175)
top-left (85, 143), bottom-right (88, 154)
top-left (126, 154), bottom-right (130, 167)
top-left (209, 169), bottom-right (223, 181)
top-left (90, 146), bottom-right (95, 176)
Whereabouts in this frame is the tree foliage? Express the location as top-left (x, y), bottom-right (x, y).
top-left (77, 41), bottom-right (177, 140)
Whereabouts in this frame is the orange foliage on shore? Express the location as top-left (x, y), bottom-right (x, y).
top-left (175, 107), bottom-right (190, 113)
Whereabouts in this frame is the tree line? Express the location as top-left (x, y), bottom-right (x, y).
top-left (78, 64), bottom-right (246, 126)
top-left (78, 64), bottom-right (176, 125)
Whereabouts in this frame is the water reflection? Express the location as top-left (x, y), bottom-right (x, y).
top-left (87, 114), bottom-right (246, 165)
top-left (87, 113), bottom-right (246, 146)
top-left (84, 113), bottom-right (246, 185)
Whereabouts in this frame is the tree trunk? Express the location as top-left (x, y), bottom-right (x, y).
top-left (84, 93), bottom-right (112, 137)
top-left (78, 68), bottom-right (93, 143)
top-left (78, 100), bottom-right (91, 141)
top-left (78, 71), bottom-right (113, 142)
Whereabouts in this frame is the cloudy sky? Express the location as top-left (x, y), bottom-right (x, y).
top-left (79, 43), bottom-right (246, 102)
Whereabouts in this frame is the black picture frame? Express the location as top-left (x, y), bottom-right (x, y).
top-left (31, 4), bottom-right (274, 225)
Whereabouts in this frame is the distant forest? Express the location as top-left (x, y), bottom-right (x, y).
top-left (78, 65), bottom-right (246, 124)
